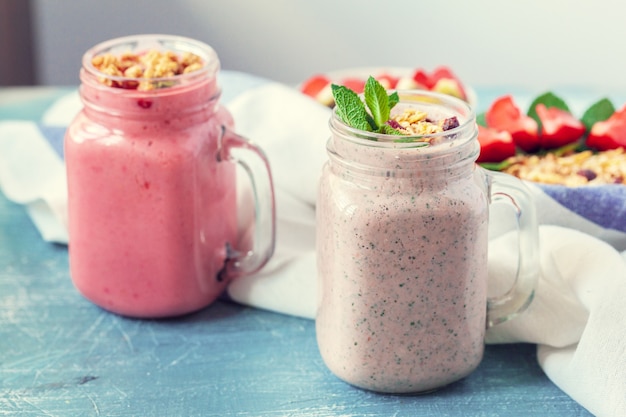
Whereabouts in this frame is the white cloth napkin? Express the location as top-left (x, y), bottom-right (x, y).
top-left (487, 227), bottom-right (626, 417)
top-left (1, 79), bottom-right (625, 417)
top-left (0, 122), bottom-right (68, 242)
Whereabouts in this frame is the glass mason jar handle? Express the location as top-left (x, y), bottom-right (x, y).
top-left (218, 125), bottom-right (276, 278)
top-left (486, 170), bottom-right (539, 328)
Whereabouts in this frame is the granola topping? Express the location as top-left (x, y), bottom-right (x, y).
top-left (502, 148), bottom-right (626, 185)
top-left (390, 108), bottom-right (459, 136)
top-left (91, 50), bottom-right (204, 90)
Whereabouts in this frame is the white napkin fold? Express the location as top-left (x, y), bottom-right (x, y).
top-left (487, 226), bottom-right (626, 417)
top-left (223, 83), bottom-right (328, 314)
top-left (0, 122), bottom-right (68, 242)
top-left (1, 80), bottom-right (625, 417)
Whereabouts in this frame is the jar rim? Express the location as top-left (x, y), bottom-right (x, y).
top-left (81, 34), bottom-right (219, 87)
top-left (329, 90), bottom-right (476, 149)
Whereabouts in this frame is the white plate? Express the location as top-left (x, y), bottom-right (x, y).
top-left (322, 66), bottom-right (478, 109)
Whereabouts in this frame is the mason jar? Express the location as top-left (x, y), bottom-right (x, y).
top-left (316, 90), bottom-right (538, 393)
top-left (65, 35), bottom-right (275, 318)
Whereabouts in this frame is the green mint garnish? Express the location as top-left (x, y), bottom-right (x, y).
top-left (380, 124), bottom-right (406, 136)
top-left (479, 160), bottom-right (514, 171)
top-left (528, 91), bottom-right (570, 112)
top-left (581, 98), bottom-right (615, 131)
top-left (388, 91), bottom-right (399, 109)
top-left (332, 76), bottom-right (402, 135)
top-left (476, 112), bottom-right (487, 127)
top-left (331, 84), bottom-right (373, 131)
top-left (527, 91), bottom-right (569, 130)
top-left (552, 141), bottom-right (583, 157)
top-left (365, 76), bottom-right (393, 128)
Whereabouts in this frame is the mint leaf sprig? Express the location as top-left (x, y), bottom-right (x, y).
top-left (332, 76), bottom-right (403, 135)
top-left (581, 98), bottom-right (615, 131)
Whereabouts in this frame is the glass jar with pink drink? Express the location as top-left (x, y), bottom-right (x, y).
top-left (316, 88), bottom-right (538, 393)
top-left (65, 35), bottom-right (275, 318)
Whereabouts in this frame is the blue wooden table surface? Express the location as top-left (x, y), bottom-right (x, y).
top-left (0, 78), bottom-right (594, 416)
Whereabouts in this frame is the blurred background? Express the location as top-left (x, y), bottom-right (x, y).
top-left (2, 0), bottom-right (626, 91)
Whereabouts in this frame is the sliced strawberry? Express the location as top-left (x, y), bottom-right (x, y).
top-left (477, 126), bottom-right (516, 163)
top-left (340, 77), bottom-right (366, 94)
top-left (396, 76), bottom-right (420, 90)
top-left (485, 95), bottom-right (539, 152)
top-left (587, 105), bottom-right (626, 151)
top-left (375, 73), bottom-right (399, 89)
top-left (412, 66), bottom-right (467, 99)
top-left (315, 84), bottom-right (335, 107)
top-left (432, 78), bottom-right (467, 101)
top-left (412, 69), bottom-right (433, 89)
top-left (300, 74), bottom-right (330, 98)
top-left (535, 103), bottom-right (586, 149)
top-left (431, 66), bottom-right (456, 82)
top-left (433, 67), bottom-right (467, 97)
top-left (430, 67), bottom-right (456, 88)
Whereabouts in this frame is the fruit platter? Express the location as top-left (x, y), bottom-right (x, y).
top-left (300, 66), bottom-right (474, 108)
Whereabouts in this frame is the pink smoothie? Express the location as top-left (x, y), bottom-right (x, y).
top-left (65, 62), bottom-right (238, 317)
top-left (316, 111), bottom-right (490, 393)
